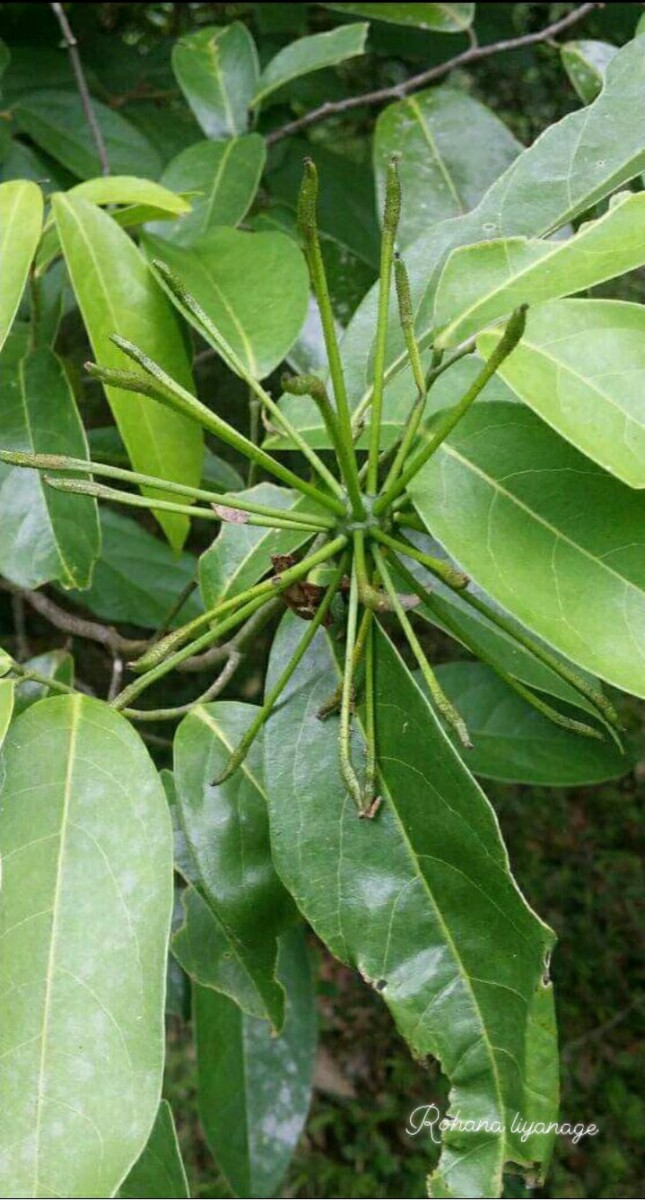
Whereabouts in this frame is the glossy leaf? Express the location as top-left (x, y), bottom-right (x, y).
top-left (199, 483), bottom-right (315, 608)
top-left (66, 174), bottom-right (191, 213)
top-left (270, 353), bottom-right (518, 450)
top-left (0, 180), bottom-right (43, 352)
top-left (0, 678), bottom-right (13, 751)
top-left (323, 3), bottom-right (474, 31)
top-left (119, 1101), bottom-right (189, 1200)
top-left (14, 90), bottom-right (162, 180)
top-left (478, 299), bottom-right (645, 489)
top-left (252, 23), bottom-right (368, 107)
top-left (409, 402), bottom-right (645, 699)
top-left (435, 191), bottom-right (645, 348)
top-left (0, 347), bottom-right (100, 589)
top-left (264, 615), bottom-right (558, 1198)
top-left (0, 695), bottom-right (173, 1197)
top-left (374, 86), bottom-right (520, 248)
top-left (53, 192), bottom-right (203, 549)
top-left (267, 138), bottom-right (380, 269)
top-left (66, 509), bottom-right (202, 630)
top-left (148, 135), bottom-right (266, 247)
top-left (173, 702), bottom-right (297, 1028)
top-left (399, 538), bottom-right (608, 726)
top-left (561, 39), bottom-right (618, 104)
top-left (339, 35), bottom-right (645, 408)
top-left (13, 650), bottom-right (74, 716)
top-left (145, 227), bottom-right (309, 379)
top-left (194, 926), bottom-right (316, 1199)
top-left (434, 662), bottom-right (631, 786)
top-left (172, 24), bottom-right (259, 139)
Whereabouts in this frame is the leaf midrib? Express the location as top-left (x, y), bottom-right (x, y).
top-left (32, 694), bottom-right (80, 1195)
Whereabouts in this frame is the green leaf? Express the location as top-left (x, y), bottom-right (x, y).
top-left (66, 509), bottom-right (202, 630)
top-left (53, 192), bottom-right (203, 550)
top-left (409, 402), bottom-right (645, 699)
top-left (374, 86), bottom-right (520, 248)
top-left (194, 926), bottom-right (316, 1199)
top-left (323, 3), bottom-right (474, 31)
top-left (0, 180), bottom-right (43, 352)
top-left (252, 23), bottom-right (368, 108)
top-left (433, 662), bottom-right (631, 786)
top-left (478, 299), bottom-right (645, 489)
top-left (172, 24), bottom-right (259, 139)
top-left (14, 90), bottom-right (162, 180)
top-left (65, 174), bottom-right (192, 214)
top-left (400, 538), bottom-right (609, 726)
top-left (0, 678), bottom-right (13, 751)
top-left (267, 139), bottom-right (380, 269)
top-left (435, 191), bottom-right (645, 348)
top-left (147, 135), bottom-right (266, 247)
top-left (173, 702), bottom-right (297, 1028)
top-left (145, 227), bottom-right (309, 379)
top-left (561, 39), bottom-right (618, 104)
top-left (0, 695), bottom-right (173, 1197)
top-left (339, 34), bottom-right (645, 409)
top-left (264, 615), bottom-right (558, 1198)
top-left (199, 483), bottom-right (315, 608)
top-left (14, 650), bottom-right (74, 716)
top-left (119, 1101), bottom-right (189, 1200)
top-left (269, 353), bottom-right (518, 450)
top-left (0, 347), bottom-right (100, 589)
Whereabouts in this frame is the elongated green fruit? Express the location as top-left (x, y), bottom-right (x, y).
top-left (366, 156), bottom-right (401, 494)
top-left (339, 561), bottom-right (365, 810)
top-left (297, 159), bottom-right (364, 518)
top-left (0, 448), bottom-right (334, 530)
top-left (44, 476), bottom-right (327, 533)
top-left (132, 535), bottom-right (348, 672)
top-left (374, 305), bottom-right (527, 515)
top-left (102, 340), bottom-right (346, 517)
top-left (150, 259), bottom-right (345, 503)
top-left (213, 552), bottom-right (350, 784)
top-left (373, 546), bottom-right (472, 749)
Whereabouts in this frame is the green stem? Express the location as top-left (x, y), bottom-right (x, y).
top-left (150, 260), bottom-right (346, 503)
top-left (366, 156), bottom-right (400, 495)
top-left (339, 560), bottom-right (365, 810)
top-left (112, 589), bottom-right (274, 711)
top-left (389, 539), bottom-right (622, 740)
top-left (389, 550), bottom-right (604, 742)
top-left (0, 449), bottom-right (335, 530)
top-left (373, 527), bottom-right (469, 590)
top-left (372, 545), bottom-right (472, 748)
top-left (317, 605), bottom-right (374, 720)
top-left (44, 476), bottom-right (327, 533)
top-left (374, 305), bottom-right (527, 516)
top-left (378, 256), bottom-right (439, 496)
top-left (363, 592), bottom-right (378, 807)
top-left (132, 534), bottom-right (348, 672)
top-left (8, 661), bottom-right (77, 697)
top-left (356, 340), bottom-right (473, 486)
top-left (213, 552), bottom-right (350, 784)
top-left (282, 373), bottom-right (358, 504)
top-left (297, 160), bottom-right (364, 518)
top-left (96, 345), bottom-right (346, 518)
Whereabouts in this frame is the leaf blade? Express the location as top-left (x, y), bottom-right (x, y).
top-left (0, 180), bottom-right (43, 353)
top-left (409, 402), bottom-right (645, 698)
top-left (0, 695), bottom-right (174, 1198)
top-left (53, 192), bottom-right (203, 549)
top-left (264, 615), bottom-right (558, 1197)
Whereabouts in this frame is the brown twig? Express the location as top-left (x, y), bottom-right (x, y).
top-left (50, 2), bottom-right (111, 175)
top-left (0, 580), bottom-right (149, 657)
top-left (266, 3), bottom-right (599, 146)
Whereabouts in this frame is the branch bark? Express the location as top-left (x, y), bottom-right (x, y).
top-left (50, 1), bottom-right (111, 175)
top-left (266, 3), bottom-right (599, 146)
